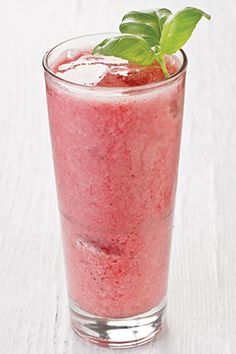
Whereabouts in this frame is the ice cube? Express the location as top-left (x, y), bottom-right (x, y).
top-left (57, 61), bottom-right (78, 71)
top-left (57, 63), bottom-right (108, 86)
top-left (56, 54), bottom-right (130, 86)
top-left (58, 55), bottom-right (128, 72)
top-left (77, 55), bottom-right (128, 66)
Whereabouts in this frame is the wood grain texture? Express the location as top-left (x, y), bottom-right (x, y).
top-left (0, 0), bottom-right (235, 353)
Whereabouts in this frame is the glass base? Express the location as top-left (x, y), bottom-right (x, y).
top-left (70, 298), bottom-right (166, 349)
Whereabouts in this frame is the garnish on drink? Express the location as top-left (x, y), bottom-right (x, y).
top-left (93, 7), bottom-right (211, 78)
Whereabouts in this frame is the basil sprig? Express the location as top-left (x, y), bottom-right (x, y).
top-left (93, 7), bottom-right (211, 78)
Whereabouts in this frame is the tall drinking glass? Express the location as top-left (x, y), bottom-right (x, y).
top-left (43, 33), bottom-right (187, 349)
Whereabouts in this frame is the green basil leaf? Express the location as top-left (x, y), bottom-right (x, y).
top-left (120, 23), bottom-right (158, 47)
top-left (155, 8), bottom-right (173, 32)
top-left (159, 7), bottom-right (211, 54)
top-left (93, 35), bottom-right (155, 66)
top-left (120, 8), bottom-right (172, 47)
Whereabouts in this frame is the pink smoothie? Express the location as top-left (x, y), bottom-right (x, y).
top-left (45, 51), bottom-right (185, 318)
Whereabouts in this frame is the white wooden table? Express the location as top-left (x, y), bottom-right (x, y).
top-left (0, 0), bottom-right (235, 353)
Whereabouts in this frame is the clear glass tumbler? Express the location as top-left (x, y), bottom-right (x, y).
top-left (43, 33), bottom-right (187, 349)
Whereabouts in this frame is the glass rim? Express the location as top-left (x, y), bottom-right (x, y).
top-left (42, 32), bottom-right (188, 93)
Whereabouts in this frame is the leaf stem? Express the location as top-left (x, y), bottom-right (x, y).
top-left (156, 52), bottom-right (169, 79)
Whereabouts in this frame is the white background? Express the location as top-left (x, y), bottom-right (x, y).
top-left (0, 0), bottom-right (235, 353)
